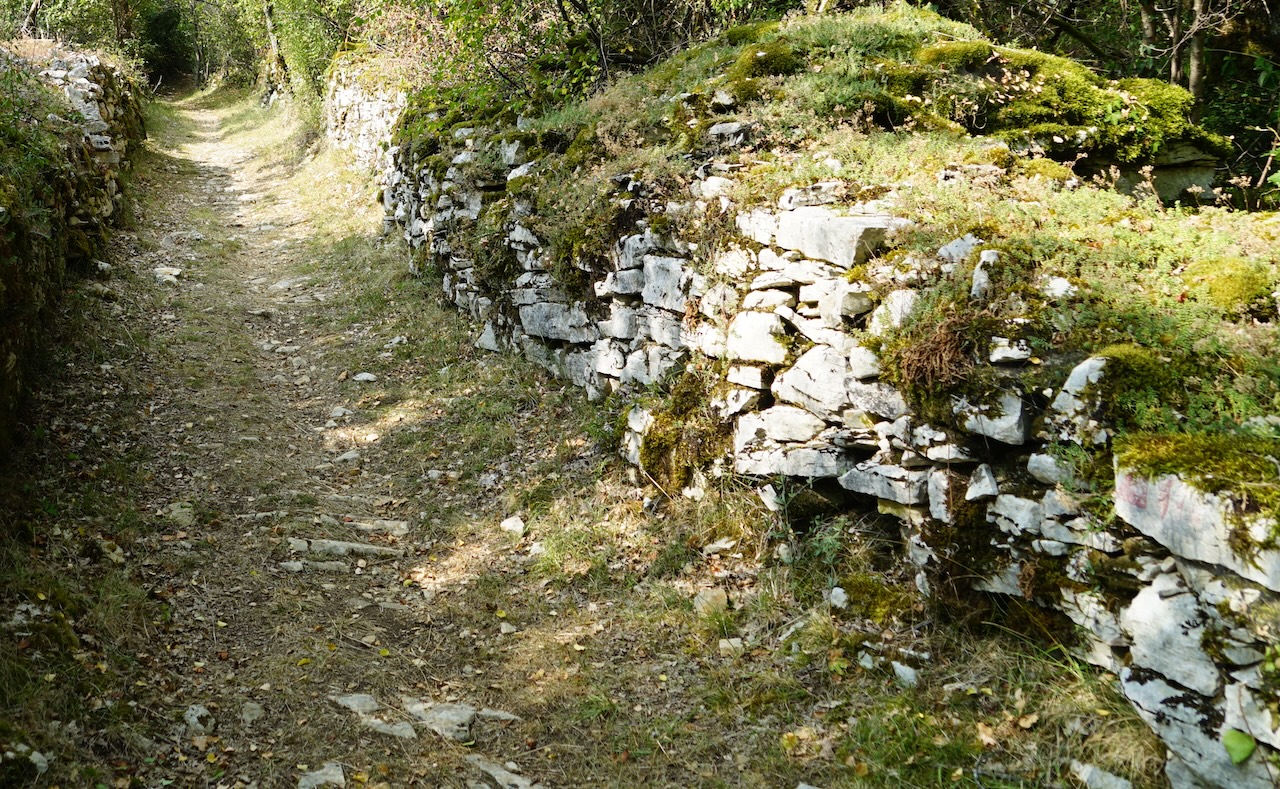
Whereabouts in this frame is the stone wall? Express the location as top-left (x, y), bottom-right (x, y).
top-left (325, 54), bottom-right (406, 176)
top-left (0, 46), bottom-right (145, 447)
top-left (380, 120), bottom-right (1280, 787)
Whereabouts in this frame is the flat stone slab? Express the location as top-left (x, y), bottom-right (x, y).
top-left (839, 463), bottom-right (928, 505)
top-left (287, 538), bottom-right (402, 558)
top-left (1115, 469), bottom-right (1280, 592)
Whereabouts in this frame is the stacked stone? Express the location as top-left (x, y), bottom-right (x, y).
top-left (37, 49), bottom-right (146, 224)
top-left (0, 46), bottom-right (145, 448)
top-left (383, 116), bottom-right (1280, 787)
top-left (324, 58), bottom-right (407, 176)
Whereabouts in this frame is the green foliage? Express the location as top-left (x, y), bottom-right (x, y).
top-left (1223, 729), bottom-right (1258, 764)
top-left (1091, 344), bottom-right (1185, 432)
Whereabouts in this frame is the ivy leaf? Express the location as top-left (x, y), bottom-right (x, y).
top-left (1223, 728), bottom-right (1257, 765)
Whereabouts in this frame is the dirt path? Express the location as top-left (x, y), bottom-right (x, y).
top-left (1, 91), bottom-right (632, 788)
top-left (113, 98), bottom-right (594, 787)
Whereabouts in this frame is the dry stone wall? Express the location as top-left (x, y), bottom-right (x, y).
top-left (0, 47), bottom-right (145, 447)
top-left (377, 118), bottom-right (1280, 787)
top-left (325, 56), bottom-right (406, 176)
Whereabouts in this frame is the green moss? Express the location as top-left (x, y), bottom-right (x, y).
top-left (563, 124), bottom-right (602, 169)
top-left (1019, 157), bottom-right (1073, 181)
top-left (916, 40), bottom-right (998, 70)
top-left (638, 372), bottom-right (731, 490)
top-left (725, 38), bottom-right (802, 82)
top-left (840, 572), bottom-right (915, 625)
top-left (1091, 344), bottom-right (1185, 432)
top-left (722, 21), bottom-right (780, 46)
top-left (1183, 257), bottom-right (1276, 315)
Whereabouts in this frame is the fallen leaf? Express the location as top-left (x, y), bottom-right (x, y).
top-left (976, 722), bottom-right (998, 748)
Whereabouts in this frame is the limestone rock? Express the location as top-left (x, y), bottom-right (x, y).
top-left (641, 255), bottom-right (698, 312)
top-left (989, 336), bottom-right (1031, 363)
top-left (700, 282), bottom-right (739, 319)
top-left (727, 365), bottom-right (768, 390)
top-left (1120, 572), bottom-right (1221, 696)
top-left (518, 302), bottom-right (597, 343)
top-left (184, 704), bottom-right (216, 735)
top-left (726, 312), bottom-right (788, 364)
top-left (988, 494), bottom-right (1041, 536)
top-left (757, 406), bottom-right (826, 443)
top-left (845, 380), bottom-right (909, 421)
top-left (466, 756), bottom-right (543, 789)
top-left (708, 120), bottom-right (754, 147)
top-left (773, 206), bottom-right (889, 268)
top-left (772, 345), bottom-right (851, 420)
top-left (1047, 357), bottom-right (1108, 445)
top-left (742, 289), bottom-right (796, 310)
top-left (778, 181), bottom-right (842, 210)
top-left (956, 391), bottom-right (1029, 445)
top-left (298, 763), bottom-right (346, 789)
top-left (1224, 682), bottom-right (1280, 750)
top-left (819, 280), bottom-right (875, 326)
top-left (712, 388), bottom-right (760, 418)
top-left (1069, 761), bottom-right (1132, 789)
top-left (839, 463), bottom-right (928, 505)
top-left (1027, 453), bottom-right (1068, 485)
top-left (500, 516), bottom-right (527, 538)
top-left (734, 445), bottom-right (853, 478)
top-left (937, 233), bottom-right (982, 264)
top-left (847, 346), bottom-right (881, 380)
top-left (694, 588), bottom-right (729, 615)
top-left (405, 700), bottom-right (476, 741)
top-left (332, 694), bottom-right (380, 714)
top-left (866, 289), bottom-right (918, 335)
top-left (1121, 668), bottom-right (1280, 789)
top-left (1115, 469), bottom-right (1280, 593)
top-left (735, 210), bottom-right (777, 245)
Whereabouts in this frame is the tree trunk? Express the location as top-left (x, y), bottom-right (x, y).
top-left (1137, 0), bottom-right (1161, 50)
top-left (264, 3), bottom-right (289, 89)
top-left (190, 0), bottom-right (201, 86)
top-left (19, 0), bottom-right (41, 37)
top-left (1188, 0), bottom-right (1210, 114)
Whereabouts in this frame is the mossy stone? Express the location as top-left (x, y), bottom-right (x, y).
top-left (722, 21), bottom-right (781, 46)
top-left (1019, 157), bottom-right (1073, 182)
top-left (1183, 257), bottom-right (1276, 315)
top-left (726, 38), bottom-right (803, 82)
top-left (1114, 433), bottom-right (1280, 529)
